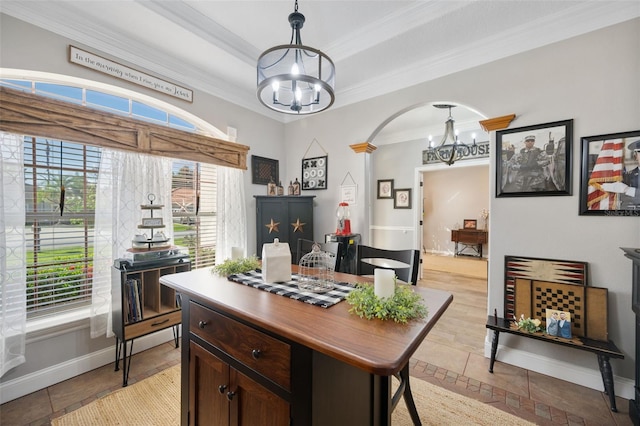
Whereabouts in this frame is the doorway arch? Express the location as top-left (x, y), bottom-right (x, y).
top-left (365, 101), bottom-right (489, 258)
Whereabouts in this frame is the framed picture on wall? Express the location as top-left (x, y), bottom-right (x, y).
top-left (302, 155), bottom-right (328, 190)
top-left (251, 155), bottom-right (279, 185)
top-left (393, 188), bottom-right (411, 209)
top-left (496, 119), bottom-right (573, 197)
top-left (377, 179), bottom-right (394, 199)
top-left (579, 130), bottom-right (640, 216)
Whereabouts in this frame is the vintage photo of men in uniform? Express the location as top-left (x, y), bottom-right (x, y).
top-left (498, 122), bottom-right (570, 195)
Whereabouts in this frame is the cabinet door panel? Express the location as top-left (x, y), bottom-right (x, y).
top-left (190, 342), bottom-right (229, 426)
top-left (257, 198), bottom-right (286, 249)
top-left (231, 369), bottom-right (289, 426)
top-left (255, 196), bottom-right (314, 260)
top-left (287, 199), bottom-right (314, 258)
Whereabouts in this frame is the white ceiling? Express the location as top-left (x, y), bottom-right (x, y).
top-left (2, 0), bottom-right (639, 127)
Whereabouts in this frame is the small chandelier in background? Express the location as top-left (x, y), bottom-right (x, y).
top-left (257, 0), bottom-right (335, 115)
top-left (427, 104), bottom-right (476, 166)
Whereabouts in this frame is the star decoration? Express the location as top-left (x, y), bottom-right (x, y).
top-left (291, 218), bottom-right (306, 233)
top-left (265, 218), bottom-right (280, 234)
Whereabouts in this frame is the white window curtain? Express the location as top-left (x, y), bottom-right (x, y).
top-left (91, 149), bottom-right (173, 338)
top-left (215, 166), bottom-right (247, 262)
top-left (0, 132), bottom-right (27, 377)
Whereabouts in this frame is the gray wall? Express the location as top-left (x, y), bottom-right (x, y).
top-left (1, 13), bottom-right (639, 401)
top-left (282, 18), bottom-right (640, 396)
top-left (422, 165), bottom-right (490, 255)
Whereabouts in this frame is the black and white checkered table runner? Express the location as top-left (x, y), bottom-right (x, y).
top-left (227, 270), bottom-right (354, 308)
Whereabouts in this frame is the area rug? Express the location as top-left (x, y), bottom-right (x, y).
top-left (52, 364), bottom-right (534, 425)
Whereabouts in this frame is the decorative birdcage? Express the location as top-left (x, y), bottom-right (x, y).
top-left (297, 243), bottom-right (336, 293)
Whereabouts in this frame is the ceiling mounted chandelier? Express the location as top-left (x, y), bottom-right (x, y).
top-left (427, 104), bottom-right (476, 166)
top-left (256, 0), bottom-right (335, 115)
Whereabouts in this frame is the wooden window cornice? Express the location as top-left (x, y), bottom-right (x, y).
top-left (0, 86), bottom-right (248, 169)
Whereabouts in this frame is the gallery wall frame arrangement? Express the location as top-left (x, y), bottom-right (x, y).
top-left (302, 155), bottom-right (328, 190)
top-left (579, 129), bottom-right (640, 216)
top-left (394, 188), bottom-right (411, 209)
top-left (377, 179), bottom-right (394, 199)
top-left (252, 155), bottom-right (279, 185)
top-left (496, 119), bottom-right (573, 198)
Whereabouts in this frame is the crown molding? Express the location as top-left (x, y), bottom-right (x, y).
top-left (333, 2), bottom-right (640, 110)
top-left (3, 1), bottom-right (638, 122)
top-left (1, 1), bottom-right (269, 117)
top-left (326, 2), bottom-right (468, 62)
top-left (136, 1), bottom-right (259, 66)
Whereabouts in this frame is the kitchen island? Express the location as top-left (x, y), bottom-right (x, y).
top-left (160, 267), bottom-right (452, 425)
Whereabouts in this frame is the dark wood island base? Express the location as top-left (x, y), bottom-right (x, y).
top-left (161, 267), bottom-right (453, 425)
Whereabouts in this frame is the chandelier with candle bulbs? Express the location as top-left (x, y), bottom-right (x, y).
top-left (256, 0), bottom-right (335, 115)
top-left (427, 104), bottom-right (476, 166)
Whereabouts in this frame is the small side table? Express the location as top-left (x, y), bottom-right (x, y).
top-left (451, 229), bottom-right (487, 257)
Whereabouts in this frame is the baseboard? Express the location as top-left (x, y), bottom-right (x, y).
top-left (483, 336), bottom-right (634, 400)
top-left (0, 329), bottom-right (176, 404)
top-left (424, 249), bottom-right (450, 256)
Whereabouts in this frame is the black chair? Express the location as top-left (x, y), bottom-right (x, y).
top-left (296, 239), bottom-right (342, 271)
top-left (355, 245), bottom-right (420, 285)
top-left (355, 244), bottom-right (421, 425)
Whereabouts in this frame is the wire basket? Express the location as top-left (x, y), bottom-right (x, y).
top-left (297, 243), bottom-right (336, 293)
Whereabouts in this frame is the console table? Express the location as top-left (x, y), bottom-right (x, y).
top-left (160, 267), bottom-right (452, 425)
top-left (451, 229), bottom-right (487, 257)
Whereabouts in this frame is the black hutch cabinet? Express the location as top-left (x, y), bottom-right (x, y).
top-left (254, 196), bottom-right (314, 261)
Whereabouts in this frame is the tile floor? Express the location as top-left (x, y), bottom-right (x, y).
top-left (0, 266), bottom-right (633, 425)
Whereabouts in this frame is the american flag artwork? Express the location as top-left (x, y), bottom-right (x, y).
top-left (586, 139), bottom-right (624, 210)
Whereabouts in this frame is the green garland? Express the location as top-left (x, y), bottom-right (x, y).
top-left (345, 283), bottom-right (428, 324)
top-left (516, 315), bottom-right (542, 333)
top-left (212, 256), bottom-right (261, 276)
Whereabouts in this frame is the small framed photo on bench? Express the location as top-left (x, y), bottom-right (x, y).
top-left (545, 309), bottom-right (572, 339)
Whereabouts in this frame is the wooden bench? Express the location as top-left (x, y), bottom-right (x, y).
top-left (486, 314), bottom-right (624, 411)
top-left (486, 277), bottom-right (624, 412)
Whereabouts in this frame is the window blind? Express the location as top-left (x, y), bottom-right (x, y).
top-left (172, 161), bottom-right (218, 269)
top-left (24, 137), bottom-right (100, 318)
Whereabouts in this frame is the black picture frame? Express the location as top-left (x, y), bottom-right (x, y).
top-left (301, 155), bottom-right (328, 190)
top-left (496, 119), bottom-right (573, 197)
top-left (251, 155), bottom-right (279, 185)
top-left (393, 188), bottom-right (411, 209)
top-left (377, 179), bottom-right (394, 199)
top-left (579, 130), bottom-right (640, 216)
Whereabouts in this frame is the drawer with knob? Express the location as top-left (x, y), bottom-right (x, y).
top-left (124, 310), bottom-right (181, 340)
top-left (189, 301), bottom-right (291, 390)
